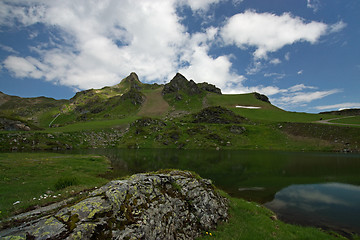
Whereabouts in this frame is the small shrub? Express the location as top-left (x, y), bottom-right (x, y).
top-left (54, 176), bottom-right (79, 190)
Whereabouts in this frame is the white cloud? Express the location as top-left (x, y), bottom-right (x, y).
top-left (297, 70), bottom-right (303, 75)
top-left (269, 58), bottom-right (281, 65)
top-left (232, 0), bottom-right (244, 6)
top-left (287, 84), bottom-right (316, 92)
top-left (179, 0), bottom-right (224, 11)
top-left (221, 10), bottom-right (328, 59)
top-left (314, 102), bottom-right (360, 111)
top-left (1, 0), bottom-right (247, 91)
top-left (275, 89), bottom-right (340, 105)
top-left (307, 0), bottom-right (321, 12)
top-left (329, 20), bottom-right (347, 33)
top-left (0, 44), bottom-right (19, 54)
top-left (264, 72), bottom-right (286, 79)
top-left (285, 52), bottom-right (291, 61)
top-left (246, 61), bottom-right (262, 75)
top-left (0, 1), bottom-right (47, 27)
top-left (3, 56), bottom-right (43, 79)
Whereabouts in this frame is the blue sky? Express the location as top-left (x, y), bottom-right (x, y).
top-left (0, 0), bottom-right (359, 112)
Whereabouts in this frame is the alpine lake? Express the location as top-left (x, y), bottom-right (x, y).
top-left (66, 148), bottom-right (360, 236)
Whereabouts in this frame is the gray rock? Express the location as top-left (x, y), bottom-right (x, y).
top-left (0, 170), bottom-right (228, 240)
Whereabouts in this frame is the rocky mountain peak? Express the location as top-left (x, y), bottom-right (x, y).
top-left (120, 72), bottom-right (142, 90)
top-left (162, 73), bottom-right (222, 96)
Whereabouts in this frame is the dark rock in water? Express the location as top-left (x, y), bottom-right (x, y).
top-left (254, 92), bottom-right (271, 104)
top-left (198, 82), bottom-right (222, 94)
top-left (191, 106), bottom-right (247, 124)
top-left (0, 170), bottom-right (228, 240)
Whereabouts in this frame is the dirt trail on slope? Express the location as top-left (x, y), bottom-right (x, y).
top-left (137, 87), bottom-right (170, 117)
top-left (315, 116), bottom-right (360, 126)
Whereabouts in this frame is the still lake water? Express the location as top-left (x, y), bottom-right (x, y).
top-left (75, 148), bottom-right (360, 234)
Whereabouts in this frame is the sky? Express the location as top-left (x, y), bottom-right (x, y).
top-left (0, 0), bottom-right (359, 113)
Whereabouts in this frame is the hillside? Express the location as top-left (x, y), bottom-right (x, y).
top-left (0, 72), bottom-right (359, 152)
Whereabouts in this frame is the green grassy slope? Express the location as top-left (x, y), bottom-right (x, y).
top-left (207, 93), bottom-right (336, 123)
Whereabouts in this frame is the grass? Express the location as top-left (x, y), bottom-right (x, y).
top-left (0, 152), bottom-right (111, 220)
top-left (329, 116), bottom-right (360, 125)
top-left (196, 193), bottom-right (349, 240)
top-left (43, 116), bottom-right (138, 132)
top-left (206, 93), bottom-right (336, 123)
top-left (164, 91), bottom-right (206, 113)
top-left (117, 118), bottom-right (347, 152)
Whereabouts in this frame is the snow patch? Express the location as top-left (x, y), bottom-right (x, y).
top-left (235, 106), bottom-right (261, 109)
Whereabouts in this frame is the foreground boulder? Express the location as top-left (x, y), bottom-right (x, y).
top-left (1, 170), bottom-right (228, 240)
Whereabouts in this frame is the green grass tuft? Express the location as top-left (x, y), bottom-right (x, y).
top-left (54, 176), bottom-right (79, 190)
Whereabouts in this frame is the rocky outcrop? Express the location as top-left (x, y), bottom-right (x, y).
top-left (121, 72), bottom-right (143, 91)
top-left (254, 92), bottom-right (271, 104)
top-left (0, 117), bottom-right (31, 131)
top-left (0, 170), bottom-right (228, 240)
top-left (191, 106), bottom-right (247, 124)
top-left (162, 73), bottom-right (222, 96)
top-left (162, 73), bottom-right (202, 96)
top-left (197, 82), bottom-right (222, 94)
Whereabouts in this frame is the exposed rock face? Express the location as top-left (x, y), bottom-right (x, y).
top-left (0, 118), bottom-right (31, 131)
top-left (197, 82), bottom-right (222, 94)
top-left (119, 87), bottom-right (146, 106)
top-left (254, 92), bottom-right (271, 104)
top-left (0, 170), bottom-right (228, 240)
top-left (191, 106), bottom-right (247, 124)
top-left (162, 73), bottom-right (202, 96)
top-left (162, 73), bottom-right (222, 96)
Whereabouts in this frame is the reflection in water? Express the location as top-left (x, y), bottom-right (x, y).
top-left (265, 183), bottom-right (360, 235)
top-left (69, 148), bottom-right (360, 234)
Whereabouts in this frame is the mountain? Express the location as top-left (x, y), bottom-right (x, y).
top-left (0, 72), bottom-right (359, 152)
top-left (0, 72), bottom-right (271, 128)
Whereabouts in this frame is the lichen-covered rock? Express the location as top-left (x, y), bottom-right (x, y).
top-left (0, 170), bottom-right (228, 240)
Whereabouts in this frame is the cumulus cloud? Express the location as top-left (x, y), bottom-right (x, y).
top-left (0, 0), bottom-right (246, 90)
top-left (314, 102), bottom-right (360, 111)
top-left (221, 10), bottom-right (328, 59)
